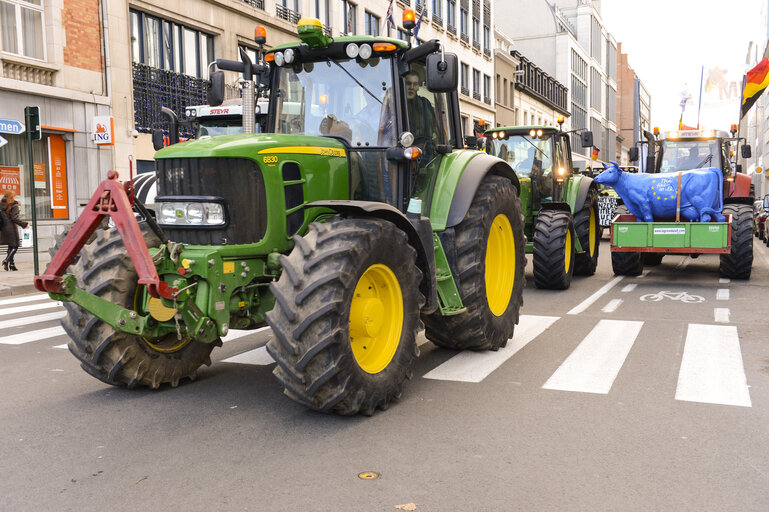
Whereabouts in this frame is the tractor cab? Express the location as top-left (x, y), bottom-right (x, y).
top-left (265, 18), bottom-right (461, 211)
top-left (656, 130), bottom-right (732, 175)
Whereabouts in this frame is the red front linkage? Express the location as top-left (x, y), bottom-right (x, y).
top-left (34, 170), bottom-right (176, 300)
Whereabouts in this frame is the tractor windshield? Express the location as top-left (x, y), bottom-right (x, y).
top-left (274, 56), bottom-right (395, 148)
top-left (659, 140), bottom-right (721, 173)
top-left (487, 134), bottom-right (553, 177)
top-left (197, 118), bottom-right (248, 138)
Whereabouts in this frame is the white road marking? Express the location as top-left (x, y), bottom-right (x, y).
top-left (621, 284), bottom-right (637, 293)
top-left (637, 270), bottom-right (650, 278)
top-left (0, 326), bottom-right (66, 345)
top-left (0, 293), bottom-right (52, 306)
top-left (716, 289), bottom-right (730, 301)
top-left (53, 344), bottom-right (68, 350)
top-left (0, 311), bottom-right (65, 330)
top-left (423, 315), bottom-right (559, 383)
top-left (567, 276), bottom-right (624, 315)
top-left (222, 326), bottom-right (270, 343)
top-left (675, 324), bottom-right (751, 407)
top-left (221, 346), bottom-right (274, 365)
top-left (719, 278), bottom-right (731, 284)
top-left (542, 319), bottom-right (644, 394)
top-left (601, 299), bottom-right (623, 313)
top-left (714, 308), bottom-right (730, 323)
top-left (0, 302), bottom-right (63, 318)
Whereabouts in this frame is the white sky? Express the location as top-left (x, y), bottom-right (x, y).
top-left (601, 0), bottom-right (766, 132)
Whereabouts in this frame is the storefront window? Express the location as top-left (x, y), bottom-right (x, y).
top-left (0, 132), bottom-right (68, 221)
top-left (0, 0), bottom-right (45, 60)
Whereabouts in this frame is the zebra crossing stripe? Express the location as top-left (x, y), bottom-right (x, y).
top-left (423, 315), bottom-right (559, 383)
top-left (221, 346), bottom-right (274, 365)
top-left (542, 319), bottom-right (643, 394)
top-left (567, 276), bottom-right (624, 315)
top-left (675, 324), bottom-right (751, 407)
top-left (0, 311), bottom-right (65, 330)
top-left (0, 293), bottom-right (51, 306)
top-left (0, 302), bottom-right (62, 318)
top-left (0, 326), bottom-right (66, 345)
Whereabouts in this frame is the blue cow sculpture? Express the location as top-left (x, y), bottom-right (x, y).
top-left (594, 161), bottom-right (726, 223)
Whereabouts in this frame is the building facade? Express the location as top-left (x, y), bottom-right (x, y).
top-left (616, 42), bottom-right (650, 167)
top-left (495, 0), bottom-right (619, 165)
top-left (0, 0), bottom-right (112, 248)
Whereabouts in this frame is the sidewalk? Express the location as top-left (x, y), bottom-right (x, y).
top-left (0, 248), bottom-right (51, 297)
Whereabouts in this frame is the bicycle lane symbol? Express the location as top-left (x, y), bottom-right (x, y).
top-left (639, 291), bottom-right (706, 304)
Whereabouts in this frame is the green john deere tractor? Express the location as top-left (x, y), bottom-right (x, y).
top-left (35, 18), bottom-right (526, 416)
top-left (484, 125), bottom-right (599, 289)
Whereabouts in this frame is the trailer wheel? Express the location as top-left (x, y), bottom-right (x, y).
top-left (720, 204), bottom-right (753, 279)
top-left (63, 225), bottom-right (218, 389)
top-left (610, 205), bottom-right (643, 276)
top-left (266, 218), bottom-right (423, 416)
top-left (574, 188), bottom-right (600, 276)
top-left (533, 209), bottom-right (576, 289)
top-left (643, 253), bottom-right (664, 266)
top-left (422, 175), bottom-right (526, 351)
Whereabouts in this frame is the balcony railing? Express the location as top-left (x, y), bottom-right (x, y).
top-left (240, 0), bottom-right (264, 9)
top-left (461, 86), bottom-right (470, 96)
top-left (483, 47), bottom-right (491, 57)
top-left (432, 14), bottom-right (443, 26)
top-left (472, 40), bottom-right (481, 51)
top-left (323, 24), bottom-right (332, 36)
top-left (276, 5), bottom-right (301, 24)
top-left (473, 91), bottom-right (481, 100)
top-left (447, 23), bottom-right (457, 35)
top-left (483, 96), bottom-right (491, 105)
top-left (132, 62), bottom-right (208, 138)
top-left (460, 32), bottom-right (469, 43)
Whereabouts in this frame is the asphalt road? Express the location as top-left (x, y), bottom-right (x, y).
top-left (1, 238), bottom-right (768, 511)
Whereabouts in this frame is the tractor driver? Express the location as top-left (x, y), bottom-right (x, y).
top-left (405, 71), bottom-right (437, 158)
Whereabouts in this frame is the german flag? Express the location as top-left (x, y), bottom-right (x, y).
top-left (741, 57), bottom-right (769, 119)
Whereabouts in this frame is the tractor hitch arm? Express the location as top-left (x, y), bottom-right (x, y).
top-left (34, 170), bottom-right (177, 300)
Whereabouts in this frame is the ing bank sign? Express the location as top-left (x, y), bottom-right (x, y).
top-left (92, 116), bottom-right (115, 146)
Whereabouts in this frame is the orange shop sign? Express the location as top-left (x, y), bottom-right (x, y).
top-left (47, 134), bottom-right (68, 219)
top-left (0, 166), bottom-right (21, 196)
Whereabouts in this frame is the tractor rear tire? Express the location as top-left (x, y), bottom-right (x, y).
top-left (422, 175), bottom-right (526, 351)
top-left (266, 218), bottom-right (423, 416)
top-left (63, 224), bottom-right (218, 389)
top-left (720, 204), bottom-right (753, 279)
top-left (610, 205), bottom-right (643, 276)
top-left (574, 187), bottom-right (600, 276)
top-left (533, 210), bottom-right (576, 289)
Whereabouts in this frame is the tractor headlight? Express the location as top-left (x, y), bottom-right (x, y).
top-left (274, 51), bottom-right (285, 67)
top-left (156, 197), bottom-right (228, 227)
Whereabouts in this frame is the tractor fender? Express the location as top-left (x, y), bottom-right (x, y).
top-left (562, 174), bottom-right (597, 214)
top-left (539, 202), bottom-right (571, 213)
top-left (305, 200), bottom-right (438, 314)
top-left (445, 153), bottom-right (520, 228)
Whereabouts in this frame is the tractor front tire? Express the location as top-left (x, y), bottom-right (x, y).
top-left (610, 205), bottom-right (643, 276)
top-left (266, 218), bottom-right (423, 416)
top-left (422, 175), bottom-right (526, 351)
top-left (720, 204), bottom-right (753, 279)
top-left (64, 225), bottom-right (218, 389)
top-left (574, 188), bottom-right (600, 276)
top-left (533, 210), bottom-right (576, 289)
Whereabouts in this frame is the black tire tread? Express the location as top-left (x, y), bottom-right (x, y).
top-left (610, 205), bottom-right (643, 276)
top-left (532, 210), bottom-right (575, 289)
top-left (574, 187), bottom-right (600, 276)
top-left (720, 204), bottom-right (753, 279)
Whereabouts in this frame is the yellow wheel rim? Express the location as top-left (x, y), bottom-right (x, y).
top-left (134, 287), bottom-right (191, 354)
top-left (564, 229), bottom-right (572, 274)
top-left (349, 264), bottom-right (404, 374)
top-left (485, 214), bottom-right (515, 316)
top-left (588, 208), bottom-right (597, 257)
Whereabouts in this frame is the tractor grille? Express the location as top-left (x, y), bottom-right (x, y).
top-left (155, 157), bottom-right (267, 245)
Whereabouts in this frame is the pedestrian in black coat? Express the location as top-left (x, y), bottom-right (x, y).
top-left (0, 190), bottom-right (29, 271)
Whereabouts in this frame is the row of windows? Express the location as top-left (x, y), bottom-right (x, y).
top-left (459, 62), bottom-right (492, 102)
top-left (130, 10), bottom-right (214, 79)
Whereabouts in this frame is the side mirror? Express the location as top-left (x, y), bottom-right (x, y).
top-left (742, 144), bottom-right (752, 158)
top-left (763, 194), bottom-right (769, 209)
top-left (152, 129), bottom-right (165, 151)
top-left (426, 52), bottom-right (458, 93)
top-left (580, 131), bottom-right (593, 148)
top-left (629, 146), bottom-right (639, 162)
top-left (207, 71), bottom-right (225, 107)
